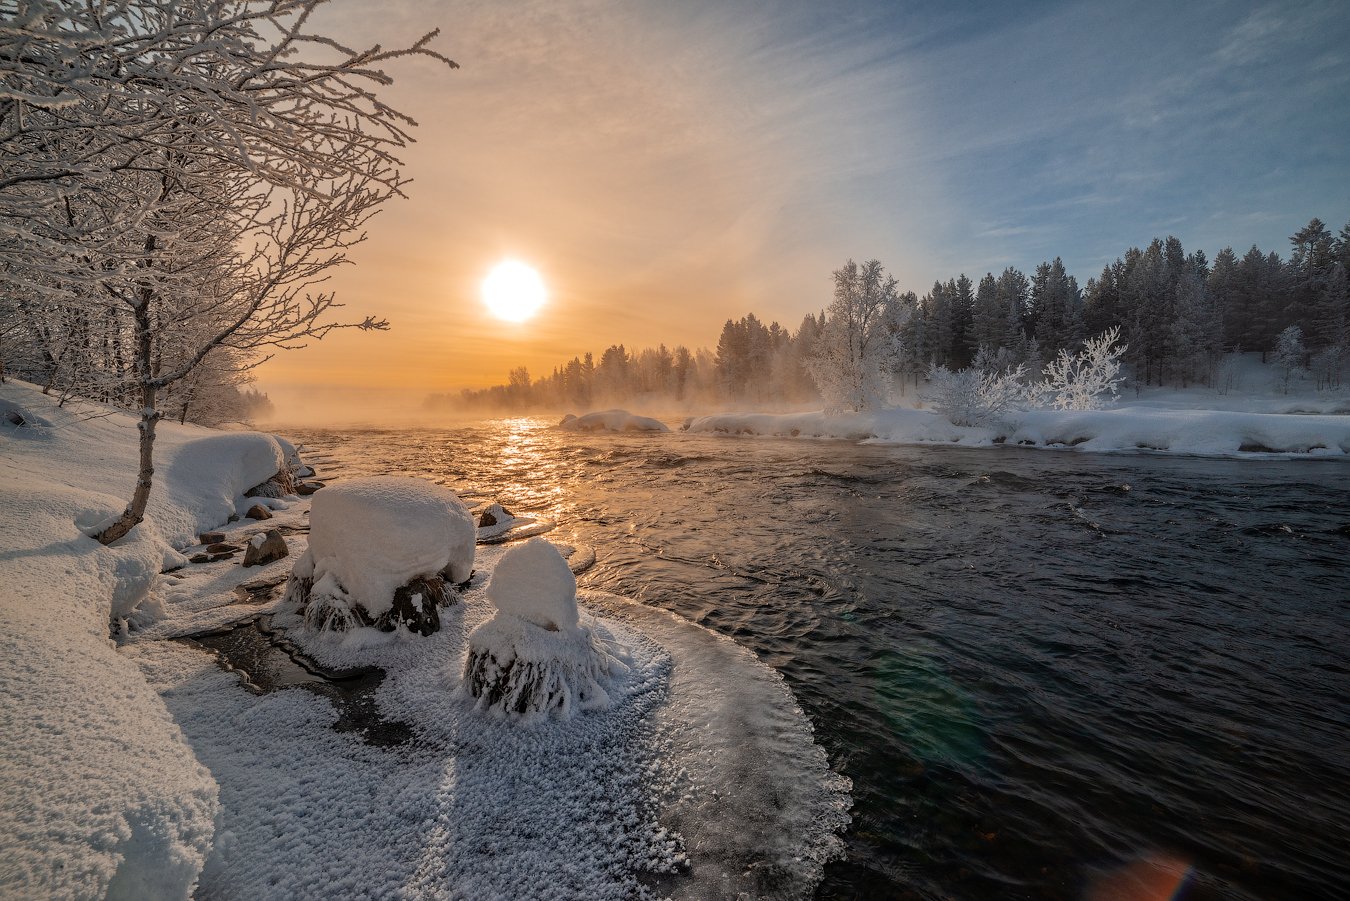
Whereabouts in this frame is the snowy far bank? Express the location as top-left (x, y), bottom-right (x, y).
top-left (0, 380), bottom-right (849, 900)
top-left (684, 405), bottom-right (1350, 458)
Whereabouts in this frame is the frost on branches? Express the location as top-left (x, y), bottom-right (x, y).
top-left (0, 0), bottom-right (456, 544)
top-left (922, 328), bottom-right (1128, 426)
top-left (922, 362), bottom-right (1031, 427)
top-left (1039, 327), bottom-right (1128, 411)
top-left (807, 259), bottom-right (911, 413)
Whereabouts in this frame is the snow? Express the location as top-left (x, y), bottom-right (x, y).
top-left (559, 409), bottom-right (670, 432)
top-left (0, 380), bottom-right (299, 899)
top-left (685, 405), bottom-right (1350, 456)
top-left (464, 539), bottom-right (621, 717)
top-left (486, 537), bottom-right (579, 632)
top-left (296, 476), bottom-right (474, 620)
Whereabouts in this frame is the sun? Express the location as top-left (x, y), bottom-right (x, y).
top-left (482, 260), bottom-right (547, 322)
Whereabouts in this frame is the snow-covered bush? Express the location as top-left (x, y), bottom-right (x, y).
top-left (284, 476), bottom-right (474, 635)
top-left (922, 362), bottom-right (1031, 427)
top-left (463, 538), bottom-right (626, 718)
top-left (1038, 327), bottom-right (1127, 411)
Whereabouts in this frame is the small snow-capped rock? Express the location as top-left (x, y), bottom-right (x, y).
top-left (478, 502), bottom-right (512, 528)
top-left (243, 529), bottom-right (288, 568)
top-left (486, 537), bottom-right (578, 632)
top-left (464, 539), bottom-right (627, 718)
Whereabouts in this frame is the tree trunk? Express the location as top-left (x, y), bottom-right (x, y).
top-left (94, 385), bottom-right (158, 545)
top-left (95, 294), bottom-right (158, 546)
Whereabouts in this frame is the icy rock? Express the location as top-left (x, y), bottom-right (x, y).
top-left (242, 529), bottom-right (288, 568)
top-left (285, 476), bottom-right (474, 634)
top-left (199, 531), bottom-right (226, 545)
top-left (464, 539), bottom-right (625, 717)
top-left (244, 468), bottom-right (295, 499)
top-left (244, 504), bottom-right (272, 521)
top-left (558, 409), bottom-right (668, 432)
top-left (377, 575), bottom-right (450, 636)
top-left (295, 481), bottom-right (323, 496)
top-left (478, 503), bottom-right (512, 528)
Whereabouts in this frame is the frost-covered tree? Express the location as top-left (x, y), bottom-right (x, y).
top-left (808, 259), bottom-right (908, 412)
top-left (1274, 325), bottom-right (1306, 394)
top-left (1, 0), bottom-right (455, 543)
top-left (1039, 327), bottom-right (1128, 410)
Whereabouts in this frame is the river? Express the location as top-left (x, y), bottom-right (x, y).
top-left (287, 420), bottom-right (1350, 901)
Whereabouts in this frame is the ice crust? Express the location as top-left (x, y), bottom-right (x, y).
top-left (298, 476), bottom-right (474, 618)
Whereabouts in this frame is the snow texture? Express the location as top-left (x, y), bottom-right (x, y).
top-left (1, 380), bottom-right (851, 899)
top-left (559, 409), bottom-right (670, 432)
top-left (0, 380), bottom-right (301, 899)
top-left (296, 476), bottom-right (474, 620)
top-left (486, 536), bottom-right (579, 631)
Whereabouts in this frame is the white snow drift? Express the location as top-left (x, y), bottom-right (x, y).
top-left (0, 380), bottom-right (296, 900)
top-left (685, 405), bottom-right (1350, 456)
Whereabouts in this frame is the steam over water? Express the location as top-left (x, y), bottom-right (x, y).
top-left (290, 420), bottom-right (1350, 900)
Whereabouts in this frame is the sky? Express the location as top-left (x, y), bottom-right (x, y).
top-left (257, 0), bottom-right (1350, 418)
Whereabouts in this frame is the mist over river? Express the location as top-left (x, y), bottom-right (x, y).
top-left (287, 420), bottom-right (1349, 900)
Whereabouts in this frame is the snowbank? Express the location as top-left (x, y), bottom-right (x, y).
top-left (684, 405), bottom-right (1350, 457)
top-left (0, 380), bottom-right (298, 899)
top-left (289, 476), bottom-right (474, 629)
top-left (559, 409), bottom-right (670, 432)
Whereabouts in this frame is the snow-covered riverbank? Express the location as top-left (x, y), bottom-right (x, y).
top-left (0, 381), bottom-right (849, 900)
top-left (682, 404), bottom-right (1350, 456)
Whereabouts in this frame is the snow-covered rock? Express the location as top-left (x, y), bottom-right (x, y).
top-left (559, 409), bottom-right (669, 432)
top-left (464, 539), bottom-right (625, 717)
top-left (486, 536), bottom-right (579, 632)
top-left (285, 476), bottom-right (474, 634)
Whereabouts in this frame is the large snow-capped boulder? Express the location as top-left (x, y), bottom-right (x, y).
top-left (284, 476), bottom-right (474, 635)
top-left (558, 410), bottom-right (669, 432)
top-left (463, 538), bottom-right (625, 717)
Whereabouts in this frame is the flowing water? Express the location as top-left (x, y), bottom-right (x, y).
top-left (287, 420), bottom-right (1350, 900)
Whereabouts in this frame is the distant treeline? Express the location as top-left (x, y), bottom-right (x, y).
top-left (431, 216), bottom-right (1350, 412)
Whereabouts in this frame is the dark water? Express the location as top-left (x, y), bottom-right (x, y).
top-left (288, 420), bottom-right (1350, 900)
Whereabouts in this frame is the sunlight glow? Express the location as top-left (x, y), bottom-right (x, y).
top-left (482, 260), bottom-right (547, 322)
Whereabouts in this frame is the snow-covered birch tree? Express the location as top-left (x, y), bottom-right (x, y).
top-left (807, 259), bottom-right (909, 412)
top-left (0, 0), bottom-right (456, 544)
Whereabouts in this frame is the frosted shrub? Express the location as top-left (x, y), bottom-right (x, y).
top-left (922, 362), bottom-right (1031, 427)
top-left (1039, 328), bottom-right (1127, 411)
